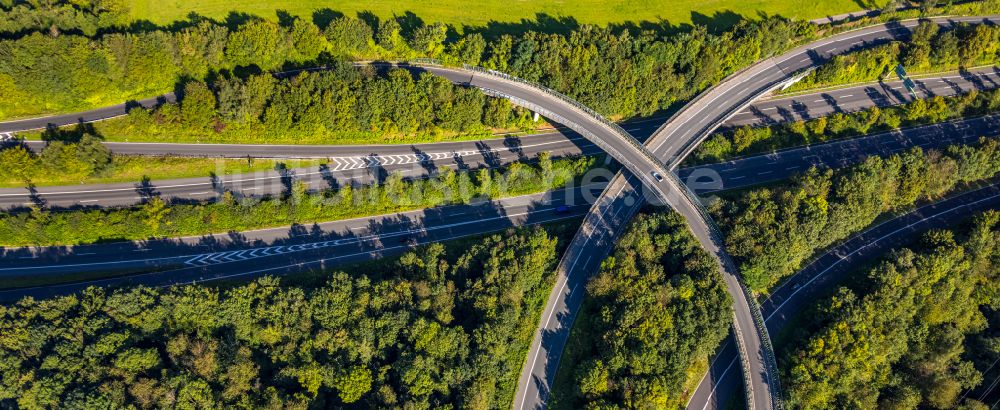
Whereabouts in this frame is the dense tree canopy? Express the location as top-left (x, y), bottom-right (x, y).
top-left (783, 211), bottom-right (1000, 409)
top-left (713, 137), bottom-right (1000, 291)
top-left (0, 226), bottom-right (560, 408)
top-left (551, 211), bottom-right (732, 408)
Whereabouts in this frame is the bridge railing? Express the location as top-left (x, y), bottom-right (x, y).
top-left (478, 88), bottom-right (655, 180)
top-left (461, 66), bottom-right (644, 142)
top-left (671, 175), bottom-right (783, 410)
top-left (666, 66), bottom-right (816, 170)
top-left (409, 60), bottom-right (651, 153)
top-left (664, 171), bottom-right (758, 409)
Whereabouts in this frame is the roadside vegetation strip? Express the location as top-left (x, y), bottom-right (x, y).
top-left (690, 86), bottom-right (1000, 165)
top-left (783, 20), bottom-right (1000, 94)
top-left (0, 154), bottom-right (596, 247)
top-left (816, 0), bottom-right (1000, 32)
top-left (0, 225), bottom-right (564, 408)
top-left (780, 210), bottom-right (1000, 409)
top-left (546, 211), bottom-right (733, 409)
top-left (710, 137), bottom-right (1000, 292)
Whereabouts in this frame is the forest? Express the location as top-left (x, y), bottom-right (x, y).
top-left (0, 226), bottom-right (561, 408)
top-left (549, 211), bottom-right (732, 409)
top-left (712, 137), bottom-right (1000, 291)
top-left (0, 151), bottom-right (595, 246)
top-left (782, 211), bottom-right (1000, 409)
top-left (693, 86), bottom-right (1000, 164)
top-left (788, 20), bottom-right (1000, 92)
top-left (0, 0), bottom-right (814, 121)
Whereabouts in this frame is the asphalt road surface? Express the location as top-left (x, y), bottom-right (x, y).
top-left (0, 94), bottom-right (175, 133)
top-left (682, 115), bottom-right (1000, 193)
top-left (517, 15), bottom-right (1000, 410)
top-left (727, 66), bottom-right (1000, 127)
top-left (685, 181), bottom-right (1000, 409)
top-left (4, 63), bottom-right (685, 216)
top-left (6, 66), bottom-right (995, 153)
top-left (3, 74), bottom-right (998, 410)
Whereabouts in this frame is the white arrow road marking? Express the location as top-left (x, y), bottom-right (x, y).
top-left (320, 142), bottom-right (548, 175)
top-left (182, 239), bottom-right (353, 267)
top-left (347, 157), bottom-right (362, 169)
top-left (183, 254), bottom-right (213, 265)
top-left (182, 230), bottom-right (412, 268)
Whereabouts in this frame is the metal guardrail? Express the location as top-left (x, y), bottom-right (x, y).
top-left (482, 89), bottom-right (652, 177)
top-left (664, 65), bottom-right (807, 170)
top-left (411, 59), bottom-right (682, 194)
top-left (672, 173), bottom-right (783, 410)
top-left (648, 59), bottom-right (776, 155)
top-left (667, 172), bottom-right (759, 409)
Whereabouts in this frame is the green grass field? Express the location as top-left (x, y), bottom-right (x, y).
top-left (0, 156), bottom-right (325, 188)
top-left (128, 0), bottom-right (868, 30)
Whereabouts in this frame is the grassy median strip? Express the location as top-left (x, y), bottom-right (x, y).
top-left (0, 154), bottom-right (597, 246)
top-left (0, 156), bottom-right (326, 188)
top-left (0, 133), bottom-right (330, 188)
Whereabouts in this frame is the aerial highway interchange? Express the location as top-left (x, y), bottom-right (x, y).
top-left (2, 14), bottom-right (1000, 410)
